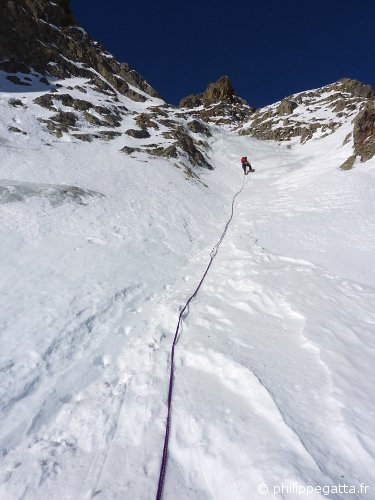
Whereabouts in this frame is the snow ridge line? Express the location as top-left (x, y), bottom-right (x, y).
top-left (156, 175), bottom-right (247, 500)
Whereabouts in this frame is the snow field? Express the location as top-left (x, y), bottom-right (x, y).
top-left (1, 80), bottom-right (375, 499)
top-left (163, 132), bottom-right (375, 499)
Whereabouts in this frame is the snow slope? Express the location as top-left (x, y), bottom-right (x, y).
top-left (1, 81), bottom-right (375, 500)
top-left (164, 131), bottom-right (375, 499)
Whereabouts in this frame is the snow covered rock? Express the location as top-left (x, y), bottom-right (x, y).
top-left (0, 0), bottom-right (213, 170)
top-left (239, 77), bottom-right (375, 168)
top-left (0, 180), bottom-right (103, 205)
top-left (178, 75), bottom-right (255, 128)
top-left (0, 0), bottom-right (160, 100)
top-left (353, 100), bottom-right (375, 162)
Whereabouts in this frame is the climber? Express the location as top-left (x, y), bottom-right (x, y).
top-left (241, 156), bottom-right (254, 175)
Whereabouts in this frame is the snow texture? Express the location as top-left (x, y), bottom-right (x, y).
top-left (0, 75), bottom-right (374, 500)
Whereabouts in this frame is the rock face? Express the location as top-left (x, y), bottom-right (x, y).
top-left (277, 99), bottom-right (298, 115)
top-left (179, 76), bottom-right (238, 108)
top-left (1, 0), bottom-right (213, 171)
top-left (205, 76), bottom-right (235, 103)
top-left (0, 0), bottom-right (160, 101)
top-left (239, 78), bottom-right (375, 154)
top-left (187, 120), bottom-right (211, 136)
top-left (126, 128), bottom-right (151, 139)
top-left (338, 78), bottom-right (375, 99)
top-left (178, 76), bottom-right (255, 127)
top-left (353, 101), bottom-right (375, 162)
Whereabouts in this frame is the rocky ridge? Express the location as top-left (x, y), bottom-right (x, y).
top-left (0, 0), bottom-right (213, 173)
top-left (238, 78), bottom-right (375, 168)
top-left (0, 0), bottom-right (160, 100)
top-left (1, 1), bottom-right (374, 172)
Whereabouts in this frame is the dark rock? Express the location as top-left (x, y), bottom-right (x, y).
top-left (179, 75), bottom-right (246, 108)
top-left (73, 133), bottom-right (96, 142)
top-left (33, 93), bottom-right (122, 130)
top-left (339, 78), bottom-right (375, 99)
top-left (179, 94), bottom-right (203, 109)
top-left (58, 94), bottom-right (93, 111)
top-left (187, 120), bottom-right (211, 136)
top-left (0, 0), bottom-right (161, 101)
top-left (34, 94), bottom-right (57, 111)
top-left (6, 75), bottom-right (31, 86)
top-left (159, 119), bottom-right (177, 128)
top-left (8, 126), bottom-right (27, 135)
top-left (178, 76), bottom-right (254, 127)
top-left (99, 131), bottom-right (122, 140)
top-left (75, 85), bottom-right (87, 93)
top-left (146, 145), bottom-right (178, 159)
top-left (0, 61), bottom-right (30, 73)
top-left (73, 132), bottom-right (120, 142)
top-left (162, 126), bottom-right (211, 168)
top-left (300, 123), bottom-right (321, 143)
top-left (83, 112), bottom-right (107, 127)
top-left (8, 98), bottom-right (24, 107)
top-left (121, 146), bottom-right (140, 155)
top-left (204, 76), bottom-right (236, 104)
top-left (149, 106), bottom-right (169, 118)
top-left (135, 113), bottom-right (159, 130)
top-left (126, 128), bottom-right (151, 139)
top-left (330, 99), bottom-right (347, 113)
top-left (50, 111), bottom-right (78, 127)
top-left (340, 155), bottom-right (356, 170)
top-left (101, 115), bottom-right (121, 128)
top-left (39, 110), bottom-right (78, 136)
top-left (277, 99), bottom-right (298, 115)
top-left (353, 101), bottom-right (375, 161)
top-left (343, 132), bottom-right (352, 145)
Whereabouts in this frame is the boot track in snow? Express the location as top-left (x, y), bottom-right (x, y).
top-left (156, 175), bottom-right (248, 500)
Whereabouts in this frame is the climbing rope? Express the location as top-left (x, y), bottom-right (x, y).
top-left (156, 175), bottom-right (247, 500)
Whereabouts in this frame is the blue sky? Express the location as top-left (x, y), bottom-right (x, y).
top-left (71, 0), bottom-right (374, 108)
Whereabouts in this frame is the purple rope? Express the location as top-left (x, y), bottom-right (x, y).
top-left (156, 177), bottom-right (246, 500)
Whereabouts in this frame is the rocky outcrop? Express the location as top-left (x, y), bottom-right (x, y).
top-left (8, 126), bottom-right (27, 135)
top-left (335, 78), bottom-right (375, 99)
top-left (121, 124), bottom-right (212, 169)
top-left (277, 99), bottom-right (298, 115)
top-left (178, 76), bottom-right (255, 127)
top-left (239, 78), bottom-right (373, 153)
top-left (353, 101), bottom-right (375, 161)
top-left (204, 76), bottom-right (236, 103)
top-left (179, 76), bottom-right (239, 108)
top-left (161, 127), bottom-right (211, 168)
top-left (126, 128), bottom-right (151, 139)
top-left (34, 92), bottom-right (122, 134)
top-left (187, 120), bottom-right (211, 136)
top-left (0, 1), bottom-right (218, 174)
top-left (0, 0), bottom-right (160, 101)
top-left (340, 155), bottom-right (356, 170)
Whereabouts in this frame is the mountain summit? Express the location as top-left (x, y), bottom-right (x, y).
top-left (178, 75), bottom-right (255, 127)
top-left (179, 76), bottom-right (243, 107)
